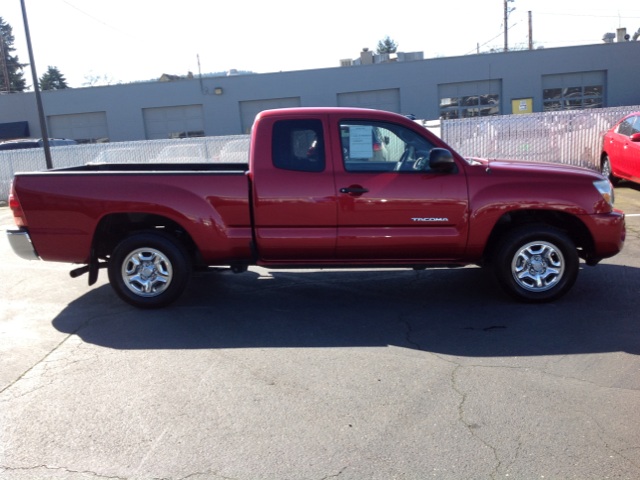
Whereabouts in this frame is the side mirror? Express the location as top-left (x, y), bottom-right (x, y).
top-left (429, 148), bottom-right (457, 173)
top-left (630, 133), bottom-right (640, 142)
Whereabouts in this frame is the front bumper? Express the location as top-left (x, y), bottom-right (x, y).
top-left (584, 210), bottom-right (626, 263)
top-left (7, 228), bottom-right (40, 260)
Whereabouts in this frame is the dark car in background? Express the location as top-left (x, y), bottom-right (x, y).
top-left (0, 138), bottom-right (77, 151)
top-left (601, 112), bottom-right (640, 185)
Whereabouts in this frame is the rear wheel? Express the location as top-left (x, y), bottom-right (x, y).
top-left (493, 225), bottom-right (579, 303)
top-left (108, 232), bottom-right (191, 308)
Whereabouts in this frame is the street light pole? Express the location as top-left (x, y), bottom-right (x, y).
top-left (20, 0), bottom-right (52, 169)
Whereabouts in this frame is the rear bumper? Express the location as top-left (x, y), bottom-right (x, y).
top-left (6, 228), bottom-right (40, 260)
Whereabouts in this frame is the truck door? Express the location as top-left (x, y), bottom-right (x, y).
top-left (331, 119), bottom-right (469, 260)
top-left (251, 117), bottom-right (338, 261)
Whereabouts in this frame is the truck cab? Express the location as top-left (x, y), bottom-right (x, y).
top-left (250, 108), bottom-right (469, 263)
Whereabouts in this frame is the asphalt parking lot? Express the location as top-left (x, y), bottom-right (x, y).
top-left (1, 185), bottom-right (639, 480)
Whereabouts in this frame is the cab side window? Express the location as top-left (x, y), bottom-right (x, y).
top-left (272, 119), bottom-right (325, 172)
top-left (339, 121), bottom-right (436, 173)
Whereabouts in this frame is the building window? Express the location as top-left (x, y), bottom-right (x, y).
top-left (438, 80), bottom-right (501, 119)
top-left (542, 72), bottom-right (605, 112)
top-left (440, 94), bottom-right (500, 119)
top-left (543, 85), bottom-right (604, 111)
top-left (169, 130), bottom-right (205, 138)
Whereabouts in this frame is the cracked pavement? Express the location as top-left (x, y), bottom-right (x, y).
top-left (1, 186), bottom-right (640, 480)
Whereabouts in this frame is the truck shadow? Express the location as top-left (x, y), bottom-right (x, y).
top-left (52, 264), bottom-right (640, 356)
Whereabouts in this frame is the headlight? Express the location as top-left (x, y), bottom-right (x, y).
top-left (593, 179), bottom-right (614, 206)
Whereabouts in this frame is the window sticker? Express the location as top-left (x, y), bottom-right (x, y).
top-left (349, 126), bottom-right (374, 158)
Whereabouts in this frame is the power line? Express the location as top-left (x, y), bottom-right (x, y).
top-left (466, 21), bottom-right (521, 55)
top-left (58, 0), bottom-right (137, 38)
top-left (534, 12), bottom-right (640, 19)
top-left (466, 6), bottom-right (640, 56)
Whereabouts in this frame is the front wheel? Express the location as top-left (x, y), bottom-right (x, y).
top-left (493, 226), bottom-right (579, 303)
top-left (601, 155), bottom-right (619, 185)
top-left (108, 232), bottom-right (192, 308)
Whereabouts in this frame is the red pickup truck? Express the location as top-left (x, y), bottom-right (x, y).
top-left (6, 107), bottom-right (625, 308)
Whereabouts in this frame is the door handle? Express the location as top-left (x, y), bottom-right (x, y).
top-left (340, 187), bottom-right (369, 195)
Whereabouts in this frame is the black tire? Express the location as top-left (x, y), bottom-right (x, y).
top-left (108, 232), bottom-right (192, 308)
top-left (493, 225), bottom-right (579, 303)
top-left (601, 155), bottom-right (619, 185)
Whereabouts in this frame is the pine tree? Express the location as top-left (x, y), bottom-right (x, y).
top-left (376, 36), bottom-right (398, 54)
top-left (39, 66), bottom-right (69, 90)
top-left (0, 17), bottom-right (27, 92)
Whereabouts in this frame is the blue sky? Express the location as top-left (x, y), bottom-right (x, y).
top-left (3, 0), bottom-right (640, 88)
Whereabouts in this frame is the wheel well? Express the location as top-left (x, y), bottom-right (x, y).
top-left (93, 213), bottom-right (200, 264)
top-left (483, 210), bottom-right (594, 264)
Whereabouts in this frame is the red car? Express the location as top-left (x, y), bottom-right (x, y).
top-left (601, 112), bottom-right (640, 185)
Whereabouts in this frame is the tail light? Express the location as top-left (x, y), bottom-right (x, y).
top-left (8, 184), bottom-right (27, 227)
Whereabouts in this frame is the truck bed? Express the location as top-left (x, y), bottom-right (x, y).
top-left (11, 164), bottom-right (253, 265)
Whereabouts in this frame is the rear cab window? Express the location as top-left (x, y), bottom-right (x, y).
top-left (272, 119), bottom-right (325, 172)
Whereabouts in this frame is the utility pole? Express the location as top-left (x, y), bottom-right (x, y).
top-left (528, 11), bottom-right (533, 50)
top-left (20, 0), bottom-right (52, 169)
top-left (504, 0), bottom-right (515, 52)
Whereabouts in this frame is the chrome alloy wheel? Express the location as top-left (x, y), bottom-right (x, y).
top-left (511, 241), bottom-right (565, 292)
top-left (601, 156), bottom-right (612, 179)
top-left (121, 247), bottom-right (173, 297)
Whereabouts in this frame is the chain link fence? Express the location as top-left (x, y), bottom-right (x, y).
top-left (442, 105), bottom-right (640, 168)
top-left (0, 135), bottom-right (250, 204)
top-left (1, 105), bottom-right (639, 205)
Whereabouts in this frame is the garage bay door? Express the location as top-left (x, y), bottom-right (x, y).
top-left (143, 105), bottom-right (205, 140)
top-left (48, 112), bottom-right (109, 142)
top-left (239, 97), bottom-right (301, 133)
top-left (337, 89), bottom-right (401, 113)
